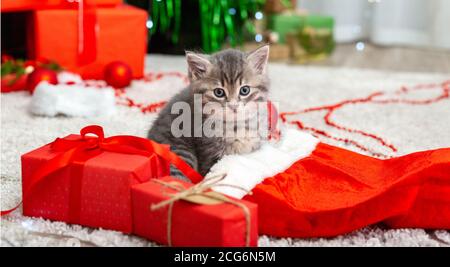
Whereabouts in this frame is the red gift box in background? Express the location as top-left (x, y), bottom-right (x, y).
top-left (132, 176), bottom-right (259, 247)
top-left (28, 5), bottom-right (147, 79)
top-left (1, 0), bottom-right (122, 12)
top-left (21, 126), bottom-right (170, 233)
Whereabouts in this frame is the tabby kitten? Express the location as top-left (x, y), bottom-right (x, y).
top-left (148, 45), bottom-right (270, 178)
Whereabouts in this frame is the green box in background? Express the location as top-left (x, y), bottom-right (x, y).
top-left (300, 15), bottom-right (335, 55)
top-left (267, 13), bottom-right (304, 43)
top-left (267, 13), bottom-right (335, 59)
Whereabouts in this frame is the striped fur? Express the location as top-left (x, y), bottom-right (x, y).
top-left (148, 46), bottom-right (270, 180)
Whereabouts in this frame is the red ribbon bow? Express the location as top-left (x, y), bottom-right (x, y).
top-left (1, 125), bottom-right (203, 217)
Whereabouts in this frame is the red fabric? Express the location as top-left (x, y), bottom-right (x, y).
top-left (19, 125), bottom-right (202, 233)
top-left (244, 143), bottom-right (450, 238)
top-left (131, 176), bottom-right (258, 247)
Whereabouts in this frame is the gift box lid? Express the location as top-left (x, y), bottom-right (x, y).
top-left (22, 134), bottom-right (155, 177)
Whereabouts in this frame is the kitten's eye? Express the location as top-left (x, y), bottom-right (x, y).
top-left (239, 86), bottom-right (251, 96)
top-left (213, 88), bottom-right (226, 98)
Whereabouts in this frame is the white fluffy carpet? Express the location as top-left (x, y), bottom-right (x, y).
top-left (1, 55), bottom-right (449, 247)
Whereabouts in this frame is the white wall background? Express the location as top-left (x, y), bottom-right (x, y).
top-left (298, 0), bottom-right (450, 49)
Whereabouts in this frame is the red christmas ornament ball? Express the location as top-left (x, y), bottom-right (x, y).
top-left (27, 68), bottom-right (58, 94)
top-left (103, 61), bottom-right (133, 88)
top-left (1, 73), bottom-right (28, 93)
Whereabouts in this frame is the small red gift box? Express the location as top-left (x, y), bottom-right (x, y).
top-left (21, 125), bottom-right (171, 233)
top-left (131, 176), bottom-right (259, 247)
top-left (28, 5), bottom-right (147, 79)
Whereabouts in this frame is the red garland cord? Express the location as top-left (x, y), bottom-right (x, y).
top-left (280, 80), bottom-right (450, 158)
top-left (115, 71), bottom-right (189, 114)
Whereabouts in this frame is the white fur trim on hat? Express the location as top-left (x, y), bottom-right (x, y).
top-left (30, 82), bottom-right (116, 117)
top-left (210, 127), bottom-right (319, 199)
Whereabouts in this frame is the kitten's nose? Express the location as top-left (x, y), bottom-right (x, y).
top-left (228, 102), bottom-right (239, 112)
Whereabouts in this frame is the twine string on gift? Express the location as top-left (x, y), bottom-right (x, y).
top-left (150, 174), bottom-right (252, 247)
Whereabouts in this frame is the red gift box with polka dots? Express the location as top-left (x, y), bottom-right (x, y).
top-left (21, 134), bottom-right (170, 233)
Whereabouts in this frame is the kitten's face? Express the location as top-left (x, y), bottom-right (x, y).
top-left (186, 46), bottom-right (270, 122)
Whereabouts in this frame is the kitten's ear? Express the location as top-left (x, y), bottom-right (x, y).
top-left (246, 45), bottom-right (270, 74)
top-left (186, 51), bottom-right (211, 81)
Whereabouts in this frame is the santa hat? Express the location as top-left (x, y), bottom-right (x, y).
top-left (210, 127), bottom-right (450, 238)
top-left (29, 72), bottom-right (116, 117)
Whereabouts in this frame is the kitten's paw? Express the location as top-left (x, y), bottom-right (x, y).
top-left (226, 137), bottom-right (261, 154)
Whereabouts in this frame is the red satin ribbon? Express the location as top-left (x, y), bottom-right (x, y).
top-left (1, 125), bottom-right (203, 217)
top-left (60, 0), bottom-right (98, 65)
top-left (76, 0), bottom-right (97, 65)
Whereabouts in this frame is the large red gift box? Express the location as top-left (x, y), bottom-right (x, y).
top-left (28, 5), bottom-right (147, 79)
top-left (132, 176), bottom-right (258, 247)
top-left (21, 126), bottom-right (170, 233)
top-left (1, 0), bottom-right (122, 12)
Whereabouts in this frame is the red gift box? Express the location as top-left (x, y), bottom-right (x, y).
top-left (1, 0), bottom-right (122, 12)
top-left (28, 5), bottom-right (147, 79)
top-left (21, 125), bottom-right (172, 233)
top-left (132, 176), bottom-right (258, 247)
